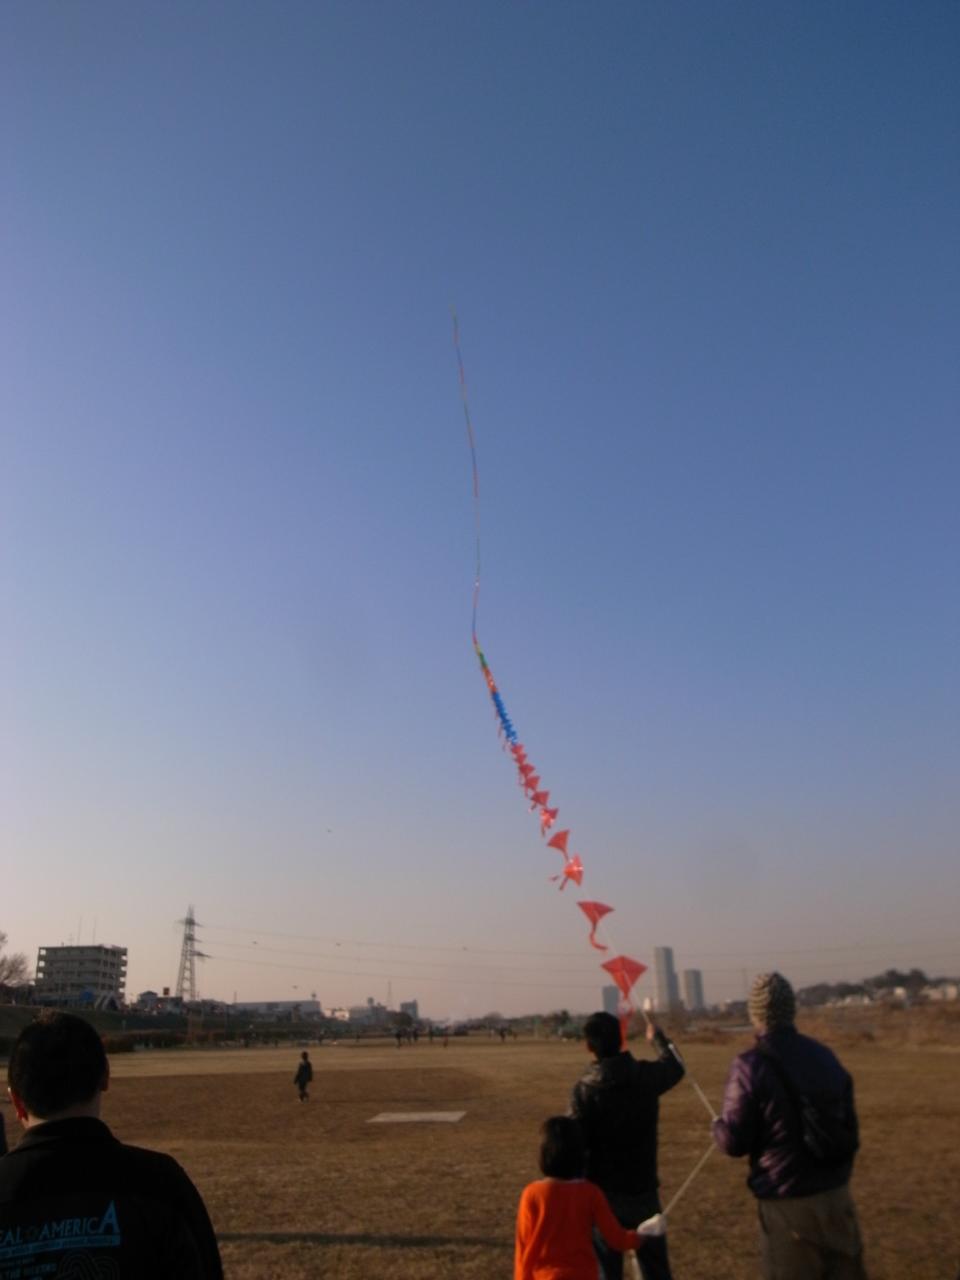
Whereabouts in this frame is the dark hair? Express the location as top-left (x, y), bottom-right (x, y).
top-left (539, 1115), bottom-right (584, 1179)
top-left (583, 1011), bottom-right (622, 1059)
top-left (8, 1012), bottom-right (108, 1118)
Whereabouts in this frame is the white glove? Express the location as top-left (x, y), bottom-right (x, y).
top-left (637, 1212), bottom-right (667, 1237)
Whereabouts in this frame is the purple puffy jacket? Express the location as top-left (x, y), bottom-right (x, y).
top-left (713, 1026), bottom-right (859, 1199)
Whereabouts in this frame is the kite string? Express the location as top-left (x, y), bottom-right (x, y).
top-left (453, 314), bottom-right (718, 1216)
top-left (626, 1145), bottom-right (716, 1276)
top-left (662, 1141), bottom-right (717, 1217)
top-left (453, 314), bottom-right (719, 1220)
top-left (451, 308), bottom-right (482, 648)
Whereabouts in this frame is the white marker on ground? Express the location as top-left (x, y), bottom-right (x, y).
top-left (368, 1111), bottom-right (466, 1123)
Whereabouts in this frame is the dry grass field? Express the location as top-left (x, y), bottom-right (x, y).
top-left (5, 1025), bottom-right (953, 1279)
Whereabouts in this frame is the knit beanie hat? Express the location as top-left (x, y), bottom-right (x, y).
top-left (748, 972), bottom-right (796, 1029)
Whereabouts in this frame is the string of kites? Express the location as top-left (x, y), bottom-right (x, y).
top-left (453, 311), bottom-right (647, 1018)
top-left (473, 639), bottom-right (647, 1010)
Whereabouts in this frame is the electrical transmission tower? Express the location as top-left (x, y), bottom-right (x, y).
top-left (175, 906), bottom-right (209, 1003)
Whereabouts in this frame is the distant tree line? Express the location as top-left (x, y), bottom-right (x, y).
top-left (797, 968), bottom-right (954, 1006)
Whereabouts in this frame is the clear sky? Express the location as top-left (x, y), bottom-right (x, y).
top-left (3, 2), bottom-right (957, 1018)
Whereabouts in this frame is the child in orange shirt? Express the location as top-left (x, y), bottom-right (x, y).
top-left (515, 1115), bottom-right (645, 1280)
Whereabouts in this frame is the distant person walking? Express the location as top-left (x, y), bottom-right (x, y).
top-left (569, 1012), bottom-right (684, 1280)
top-left (0, 1012), bottom-right (222, 1278)
top-left (713, 972), bottom-right (867, 1280)
top-left (294, 1050), bottom-right (313, 1103)
top-left (515, 1116), bottom-right (647, 1280)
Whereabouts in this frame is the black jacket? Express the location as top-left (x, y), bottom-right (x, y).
top-left (0, 1117), bottom-right (222, 1280)
top-left (569, 1035), bottom-right (685, 1196)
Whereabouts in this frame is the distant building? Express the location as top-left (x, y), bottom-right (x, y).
top-left (682, 968), bottom-right (705, 1012)
top-left (923, 983), bottom-right (959, 1002)
top-left (232, 999), bottom-right (322, 1018)
top-left (602, 985), bottom-right (620, 1015)
top-left (399, 1000), bottom-right (419, 1020)
top-left (653, 946), bottom-right (680, 1013)
top-left (349, 999), bottom-right (390, 1026)
top-left (35, 944), bottom-right (127, 1009)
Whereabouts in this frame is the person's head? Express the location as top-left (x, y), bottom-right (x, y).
top-left (538, 1115), bottom-right (584, 1180)
top-left (301, 1050), bottom-right (309, 1061)
top-left (748, 972), bottom-right (796, 1032)
top-left (7, 1011), bottom-right (109, 1125)
top-left (583, 1011), bottom-right (622, 1060)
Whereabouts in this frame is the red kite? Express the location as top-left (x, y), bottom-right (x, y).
top-left (601, 954), bottom-right (647, 1000)
top-left (539, 807), bottom-right (559, 834)
top-left (546, 829), bottom-right (570, 857)
top-left (577, 901), bottom-right (613, 950)
top-left (551, 855), bottom-right (583, 891)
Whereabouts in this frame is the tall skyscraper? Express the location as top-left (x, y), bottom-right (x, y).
top-left (682, 968), bottom-right (705, 1012)
top-left (601, 984), bottom-right (619, 1015)
top-left (653, 946), bottom-right (680, 1013)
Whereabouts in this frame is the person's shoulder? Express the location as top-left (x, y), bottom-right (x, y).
top-left (626, 1050), bottom-right (660, 1078)
top-left (517, 1178), bottom-right (547, 1207)
top-left (727, 1041), bottom-right (767, 1084)
top-left (736, 1042), bottom-right (764, 1066)
top-left (794, 1029), bottom-right (839, 1057)
top-left (0, 1117), bottom-right (114, 1176)
top-left (573, 1059), bottom-right (603, 1092)
top-left (793, 1030), bottom-right (851, 1077)
top-left (110, 1140), bottom-right (193, 1187)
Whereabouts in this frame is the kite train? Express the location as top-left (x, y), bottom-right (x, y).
top-left (452, 313), bottom-right (647, 1015)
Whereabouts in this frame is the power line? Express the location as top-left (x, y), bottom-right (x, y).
top-left (205, 937), bottom-right (960, 980)
top-left (203, 947), bottom-right (960, 990)
top-left (201, 920), bottom-right (959, 962)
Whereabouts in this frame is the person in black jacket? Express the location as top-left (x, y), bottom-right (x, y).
top-left (569, 1011), bottom-right (684, 1280)
top-left (0, 1011), bottom-right (223, 1280)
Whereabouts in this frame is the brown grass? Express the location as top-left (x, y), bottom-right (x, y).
top-left (7, 1035), bottom-right (957, 1279)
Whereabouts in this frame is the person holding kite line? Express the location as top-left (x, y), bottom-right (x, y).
top-left (515, 1115), bottom-right (648, 1280)
top-left (569, 1012), bottom-right (684, 1280)
top-left (712, 972), bottom-right (866, 1280)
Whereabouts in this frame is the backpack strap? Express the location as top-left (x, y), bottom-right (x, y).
top-left (756, 1042), bottom-right (805, 1110)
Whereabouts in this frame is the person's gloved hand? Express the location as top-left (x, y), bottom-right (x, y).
top-left (637, 1213), bottom-right (667, 1236)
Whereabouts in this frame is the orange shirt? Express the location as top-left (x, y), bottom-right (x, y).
top-left (514, 1177), bottom-right (641, 1280)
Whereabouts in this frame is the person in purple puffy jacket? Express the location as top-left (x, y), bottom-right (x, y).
top-left (713, 972), bottom-right (867, 1280)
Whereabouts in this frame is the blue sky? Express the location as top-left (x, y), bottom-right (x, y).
top-left (3, 2), bottom-right (958, 1015)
